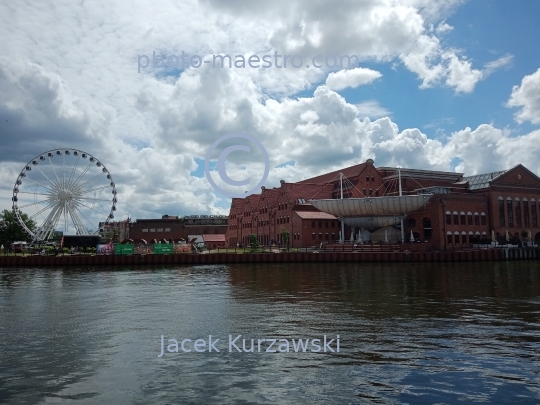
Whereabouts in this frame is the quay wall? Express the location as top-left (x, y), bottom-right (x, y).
top-left (0, 248), bottom-right (538, 267)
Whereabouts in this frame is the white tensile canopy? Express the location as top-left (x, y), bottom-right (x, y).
top-left (342, 216), bottom-right (404, 228)
top-left (309, 195), bottom-right (431, 217)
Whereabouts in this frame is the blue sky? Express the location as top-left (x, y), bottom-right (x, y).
top-left (2, 0), bottom-right (540, 220)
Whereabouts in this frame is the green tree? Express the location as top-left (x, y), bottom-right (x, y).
top-left (0, 210), bottom-right (36, 246)
top-left (249, 234), bottom-right (259, 251)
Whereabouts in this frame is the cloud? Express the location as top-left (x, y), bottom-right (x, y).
top-left (507, 68), bottom-right (540, 125)
top-left (325, 68), bottom-right (382, 91)
top-left (1, 0), bottom-right (538, 225)
top-left (435, 20), bottom-right (453, 34)
top-left (483, 54), bottom-right (513, 77)
top-left (355, 101), bottom-right (391, 119)
top-left (443, 52), bottom-right (483, 93)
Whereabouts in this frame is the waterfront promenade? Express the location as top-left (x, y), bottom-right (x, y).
top-left (1, 246), bottom-right (539, 267)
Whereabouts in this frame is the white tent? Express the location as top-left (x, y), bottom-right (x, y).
top-left (410, 230), bottom-right (415, 242)
top-left (309, 195), bottom-right (431, 217)
top-left (384, 230), bottom-right (388, 243)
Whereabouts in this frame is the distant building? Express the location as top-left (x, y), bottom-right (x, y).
top-left (202, 234), bottom-right (226, 248)
top-left (99, 218), bottom-right (131, 241)
top-left (226, 159), bottom-right (540, 249)
top-left (130, 215), bottom-right (228, 242)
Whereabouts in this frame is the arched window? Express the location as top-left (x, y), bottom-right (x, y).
top-left (446, 211), bottom-right (451, 225)
top-left (532, 198), bottom-right (538, 227)
top-left (446, 231), bottom-right (452, 245)
top-left (453, 211), bottom-right (459, 225)
top-left (460, 211), bottom-right (466, 225)
top-left (312, 232), bottom-right (316, 240)
top-left (507, 197), bottom-right (514, 227)
top-left (498, 196), bottom-right (505, 227)
top-left (524, 198), bottom-right (530, 227)
top-left (515, 198), bottom-right (522, 227)
top-left (461, 231), bottom-right (467, 244)
top-left (481, 212), bottom-right (486, 225)
top-left (467, 212), bottom-right (473, 225)
top-left (454, 231), bottom-right (460, 244)
top-left (474, 212), bottom-right (480, 225)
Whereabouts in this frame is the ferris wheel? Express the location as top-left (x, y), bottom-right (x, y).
top-left (11, 148), bottom-right (117, 242)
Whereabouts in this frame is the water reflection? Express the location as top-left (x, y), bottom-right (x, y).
top-left (0, 262), bottom-right (539, 404)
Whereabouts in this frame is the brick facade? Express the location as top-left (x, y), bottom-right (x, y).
top-left (225, 160), bottom-right (540, 249)
top-left (130, 215), bottom-right (228, 242)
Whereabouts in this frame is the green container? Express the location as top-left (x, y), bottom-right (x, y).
top-left (153, 244), bottom-right (173, 254)
top-left (114, 244), bottom-right (134, 255)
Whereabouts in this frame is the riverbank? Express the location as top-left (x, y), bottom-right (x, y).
top-left (1, 247), bottom-right (539, 267)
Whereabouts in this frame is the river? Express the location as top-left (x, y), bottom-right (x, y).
top-left (1, 262), bottom-right (539, 404)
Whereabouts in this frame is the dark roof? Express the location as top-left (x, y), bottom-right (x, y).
top-left (463, 170), bottom-right (508, 190)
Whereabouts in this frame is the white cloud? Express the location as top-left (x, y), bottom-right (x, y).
top-left (507, 68), bottom-right (540, 125)
top-left (443, 52), bottom-right (483, 94)
top-left (355, 101), bottom-right (391, 119)
top-left (435, 21), bottom-right (453, 34)
top-left (483, 54), bottom-right (513, 77)
top-left (325, 68), bottom-right (382, 91)
top-left (0, 0), bottom-right (537, 225)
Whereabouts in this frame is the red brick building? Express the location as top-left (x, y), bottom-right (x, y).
top-left (130, 215), bottom-right (228, 242)
top-left (202, 234), bottom-right (226, 249)
top-left (225, 159), bottom-right (540, 249)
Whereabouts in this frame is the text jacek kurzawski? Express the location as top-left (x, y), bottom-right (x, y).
top-left (158, 335), bottom-right (340, 357)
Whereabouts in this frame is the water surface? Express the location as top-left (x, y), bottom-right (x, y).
top-left (1, 262), bottom-right (539, 404)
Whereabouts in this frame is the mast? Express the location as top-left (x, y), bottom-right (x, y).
top-left (399, 168), bottom-right (405, 243)
top-left (340, 172), bottom-right (343, 199)
top-left (340, 173), bottom-right (344, 243)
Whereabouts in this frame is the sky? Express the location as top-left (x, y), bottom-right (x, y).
top-left (1, 0), bottom-right (540, 228)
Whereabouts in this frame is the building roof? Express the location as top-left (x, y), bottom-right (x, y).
top-left (260, 188), bottom-right (279, 208)
top-left (295, 211), bottom-right (337, 220)
top-left (202, 234), bottom-right (226, 242)
top-left (282, 182), bottom-right (334, 203)
top-left (379, 167), bottom-right (464, 182)
top-left (463, 170), bottom-right (508, 190)
top-left (297, 162), bottom-right (368, 185)
top-left (245, 193), bottom-right (261, 211)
